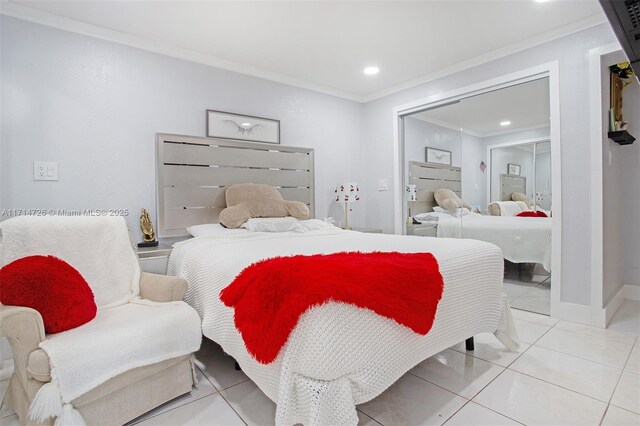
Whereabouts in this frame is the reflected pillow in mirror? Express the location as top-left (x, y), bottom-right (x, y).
top-left (434, 188), bottom-right (471, 211)
top-left (511, 192), bottom-right (532, 207)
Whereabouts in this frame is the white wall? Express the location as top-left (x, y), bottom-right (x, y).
top-left (404, 117), bottom-right (461, 167)
top-left (620, 68), bottom-right (640, 289)
top-left (0, 17), bottom-right (365, 239)
top-left (601, 51), bottom-right (630, 305)
top-left (362, 24), bottom-right (617, 306)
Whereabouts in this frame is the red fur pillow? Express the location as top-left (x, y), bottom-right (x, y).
top-left (516, 211), bottom-right (537, 217)
top-left (516, 211), bottom-right (548, 218)
top-left (0, 255), bottom-right (97, 333)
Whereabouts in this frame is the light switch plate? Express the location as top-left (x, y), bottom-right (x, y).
top-left (34, 161), bottom-right (58, 181)
top-left (378, 179), bottom-right (388, 191)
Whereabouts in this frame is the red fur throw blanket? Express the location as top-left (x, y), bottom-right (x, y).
top-left (220, 251), bottom-right (444, 364)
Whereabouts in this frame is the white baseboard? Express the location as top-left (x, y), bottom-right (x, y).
top-left (599, 286), bottom-right (627, 327)
top-left (625, 284), bottom-right (640, 301)
top-left (593, 284), bottom-right (640, 328)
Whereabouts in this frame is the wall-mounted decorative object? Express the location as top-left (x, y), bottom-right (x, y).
top-left (425, 147), bottom-right (452, 165)
top-left (507, 163), bottom-right (521, 176)
top-left (206, 110), bottom-right (280, 144)
top-left (479, 161), bottom-right (486, 173)
top-left (608, 62), bottom-right (636, 145)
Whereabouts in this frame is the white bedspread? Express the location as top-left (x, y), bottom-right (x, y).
top-left (169, 228), bottom-right (518, 426)
top-left (437, 216), bottom-right (552, 271)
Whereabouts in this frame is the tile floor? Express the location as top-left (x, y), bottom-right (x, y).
top-left (1, 304), bottom-right (638, 426)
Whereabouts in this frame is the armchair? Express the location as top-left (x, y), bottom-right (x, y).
top-left (0, 216), bottom-right (201, 426)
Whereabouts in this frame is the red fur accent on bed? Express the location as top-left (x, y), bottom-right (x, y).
top-left (220, 251), bottom-right (444, 364)
top-left (516, 211), bottom-right (548, 218)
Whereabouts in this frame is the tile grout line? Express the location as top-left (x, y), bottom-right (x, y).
top-left (505, 363), bottom-right (619, 404)
top-left (468, 399), bottom-right (527, 425)
top-left (355, 408), bottom-right (384, 426)
top-left (217, 390), bottom-right (249, 426)
top-left (441, 399), bottom-right (474, 425)
top-left (504, 324), bottom-right (627, 404)
top-left (551, 323), bottom-right (637, 345)
top-left (533, 338), bottom-right (633, 370)
top-left (411, 351), bottom-right (524, 425)
top-left (600, 335), bottom-right (639, 424)
top-left (406, 370), bottom-right (472, 401)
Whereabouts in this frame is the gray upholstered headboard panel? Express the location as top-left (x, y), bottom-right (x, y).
top-left (408, 161), bottom-right (462, 215)
top-left (500, 174), bottom-right (526, 201)
top-left (156, 133), bottom-right (315, 237)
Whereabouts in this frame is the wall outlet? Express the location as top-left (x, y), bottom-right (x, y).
top-left (34, 161), bottom-right (58, 181)
top-left (378, 179), bottom-right (388, 191)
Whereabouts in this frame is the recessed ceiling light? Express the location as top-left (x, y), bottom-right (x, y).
top-left (500, 121), bottom-right (511, 126)
top-left (241, 122), bottom-right (252, 127)
top-left (363, 66), bottom-right (380, 75)
top-left (534, 0), bottom-right (551, 3)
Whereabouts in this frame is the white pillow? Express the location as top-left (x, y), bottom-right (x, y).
top-left (425, 207), bottom-right (473, 218)
top-left (414, 212), bottom-right (453, 222)
top-left (299, 219), bottom-right (336, 232)
top-left (241, 217), bottom-right (304, 233)
top-left (186, 223), bottom-right (249, 237)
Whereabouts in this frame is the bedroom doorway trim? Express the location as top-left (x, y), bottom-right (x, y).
top-left (392, 61), bottom-right (565, 321)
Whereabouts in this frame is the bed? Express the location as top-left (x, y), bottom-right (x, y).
top-left (158, 135), bottom-right (518, 425)
top-left (437, 215), bottom-right (552, 272)
top-left (409, 160), bottom-right (552, 272)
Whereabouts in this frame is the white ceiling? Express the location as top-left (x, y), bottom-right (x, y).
top-left (3, 1), bottom-right (605, 102)
top-left (410, 77), bottom-right (550, 136)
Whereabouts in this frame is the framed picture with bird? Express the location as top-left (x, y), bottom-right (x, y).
top-left (206, 110), bottom-right (280, 144)
top-left (425, 147), bottom-right (452, 165)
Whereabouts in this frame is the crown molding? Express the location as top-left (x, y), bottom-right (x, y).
top-left (481, 123), bottom-right (550, 138)
top-left (411, 114), bottom-right (549, 139)
top-left (409, 114), bottom-right (483, 138)
top-left (362, 13), bottom-right (607, 103)
top-left (1, 3), bottom-right (605, 105)
top-left (0, 1), bottom-right (364, 103)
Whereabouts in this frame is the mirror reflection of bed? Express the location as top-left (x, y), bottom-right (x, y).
top-left (402, 78), bottom-right (553, 315)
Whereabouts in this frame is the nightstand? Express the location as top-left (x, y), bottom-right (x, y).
top-left (406, 223), bottom-right (437, 237)
top-left (136, 243), bottom-right (174, 275)
top-left (350, 227), bottom-right (383, 234)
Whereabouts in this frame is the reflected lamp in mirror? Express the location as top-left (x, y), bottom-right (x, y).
top-left (335, 182), bottom-right (360, 230)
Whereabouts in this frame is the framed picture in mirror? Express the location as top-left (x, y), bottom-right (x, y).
top-left (425, 147), bottom-right (452, 165)
top-left (507, 163), bottom-right (521, 176)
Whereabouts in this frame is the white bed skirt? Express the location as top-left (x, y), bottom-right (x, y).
top-left (169, 229), bottom-right (518, 425)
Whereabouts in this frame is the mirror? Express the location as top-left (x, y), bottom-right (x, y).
top-left (400, 77), bottom-right (553, 316)
top-left (402, 101), bottom-right (462, 239)
top-left (463, 78), bottom-right (552, 315)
